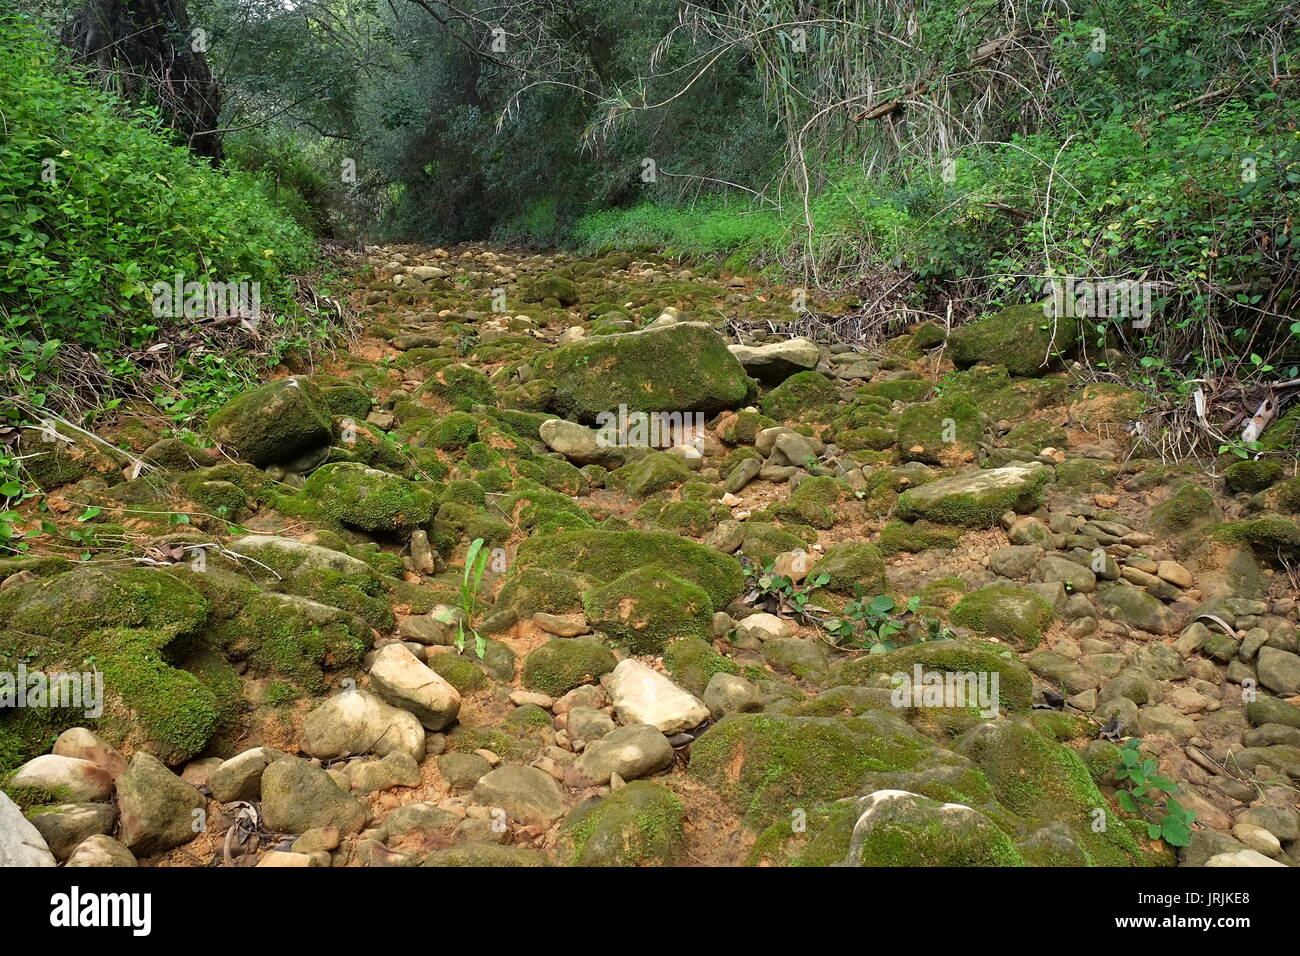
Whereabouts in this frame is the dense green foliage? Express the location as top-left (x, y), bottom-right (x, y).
top-left (0, 8), bottom-right (322, 419)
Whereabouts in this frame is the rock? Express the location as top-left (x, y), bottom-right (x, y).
top-left (115, 752), bottom-right (206, 855)
top-left (1036, 555), bottom-right (1097, 594)
top-left (568, 724), bottom-right (674, 786)
top-left (703, 673), bottom-right (763, 718)
top-left (256, 850), bottom-right (315, 867)
top-left (398, 606), bottom-right (462, 645)
top-left (369, 643), bottom-right (462, 730)
top-left (1156, 560), bottom-right (1193, 588)
top-left (437, 752), bottom-right (493, 791)
top-left (208, 747), bottom-right (290, 803)
top-left (1136, 704), bottom-right (1196, 739)
top-left (557, 781), bottom-right (685, 865)
top-left (303, 462), bottom-right (437, 537)
top-left (51, 728), bottom-right (127, 779)
top-left (64, 833), bottom-right (137, 867)
top-left (605, 659), bottom-right (711, 735)
top-left (582, 566), bottom-right (713, 654)
top-left (727, 338), bottom-right (820, 383)
top-left (809, 541), bottom-right (887, 595)
top-left (27, 803), bottom-right (116, 860)
top-left (566, 705), bottom-right (616, 741)
top-left (0, 790), bottom-right (56, 866)
top-left (210, 377), bottom-right (332, 466)
top-left (948, 302), bottom-right (1079, 376)
top-left (1257, 647), bottom-right (1300, 695)
top-left (471, 766), bottom-right (568, 826)
top-left (345, 752), bottom-right (422, 794)
top-left (1095, 582), bottom-right (1177, 635)
top-left (836, 790), bottom-right (1022, 866)
top-left (1203, 849), bottom-right (1287, 867)
top-left (539, 418), bottom-right (638, 469)
top-left (950, 584), bottom-right (1055, 649)
top-left (522, 639), bottom-right (618, 697)
top-left (260, 758), bottom-right (367, 835)
top-left (302, 689), bottom-right (427, 761)
top-left (895, 463), bottom-right (1051, 527)
top-left (1231, 822), bottom-right (1281, 857)
top-left (9, 754), bottom-right (114, 802)
top-left (536, 322), bottom-right (754, 424)
top-left (734, 612), bottom-right (794, 642)
top-left (722, 456), bottom-right (761, 493)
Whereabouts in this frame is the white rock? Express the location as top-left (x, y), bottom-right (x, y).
top-left (0, 790), bottom-right (56, 866)
top-left (604, 659), bottom-right (709, 735)
top-left (302, 689), bottom-right (426, 761)
top-left (10, 754), bottom-right (113, 802)
top-left (1204, 848), bottom-right (1287, 867)
top-left (369, 643), bottom-right (462, 730)
top-left (735, 612), bottom-right (795, 642)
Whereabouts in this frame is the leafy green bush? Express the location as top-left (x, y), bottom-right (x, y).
top-left (0, 9), bottom-right (322, 418)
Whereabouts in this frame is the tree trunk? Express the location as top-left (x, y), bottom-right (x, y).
top-left (62, 0), bottom-right (223, 162)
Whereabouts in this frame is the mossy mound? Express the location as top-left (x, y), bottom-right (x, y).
top-left (535, 323), bottom-right (753, 424)
top-left (948, 303), bottom-right (1079, 375)
top-left (495, 566), bottom-right (597, 617)
top-left (688, 711), bottom-right (940, 827)
top-left (809, 541), bottom-right (886, 595)
top-left (516, 529), bottom-right (745, 608)
top-left (877, 520), bottom-right (964, 556)
top-left (558, 781), bottom-right (685, 866)
top-left (521, 639), bottom-right (618, 696)
top-left (760, 371), bottom-right (840, 421)
top-left (825, 639), bottom-right (1034, 714)
top-left (582, 567), bottom-right (713, 655)
top-left (209, 377), bottom-right (332, 467)
top-left (16, 422), bottom-right (130, 491)
top-left (950, 585), bottom-right (1055, 649)
top-left (416, 364), bottom-right (495, 411)
top-left (1223, 459), bottom-right (1284, 494)
top-left (1147, 483), bottom-right (1221, 536)
top-left (770, 475), bottom-right (848, 530)
top-left (1214, 518), bottom-right (1300, 564)
top-left (609, 451), bottom-right (692, 498)
top-left (896, 396), bottom-right (982, 465)
top-left (663, 635), bottom-right (739, 695)
top-left (301, 462), bottom-right (437, 537)
top-left (738, 522), bottom-right (809, 564)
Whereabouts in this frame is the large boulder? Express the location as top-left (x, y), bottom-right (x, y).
top-left (260, 758), bottom-right (367, 835)
top-left (115, 752), bottom-right (206, 856)
top-left (9, 755), bottom-right (114, 802)
top-left (209, 377), bottom-right (332, 466)
top-left (605, 659), bottom-right (710, 735)
top-left (568, 724), bottom-right (675, 786)
top-left (534, 322), bottom-right (754, 424)
top-left (302, 463), bottom-right (437, 537)
top-left (895, 463), bottom-right (1052, 527)
top-left (557, 781), bottom-right (685, 866)
top-left (582, 566), bottom-right (713, 655)
top-left (727, 338), bottom-right (820, 384)
top-left (0, 791), bottom-right (56, 866)
top-left (369, 643), bottom-right (462, 730)
top-left (302, 689), bottom-right (427, 761)
top-left (948, 302), bottom-right (1080, 376)
top-left (471, 766), bottom-right (568, 826)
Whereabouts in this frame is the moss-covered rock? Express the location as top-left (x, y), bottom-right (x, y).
top-left (877, 520), bottom-right (964, 556)
top-left (809, 541), bottom-right (886, 595)
top-left (302, 463), bottom-right (437, 537)
top-left (760, 371), bottom-right (841, 421)
top-left (896, 397), bottom-right (982, 466)
top-left (770, 475), bottom-right (848, 530)
top-left (609, 451), bottom-right (692, 498)
top-left (662, 635), bottom-right (738, 695)
top-left (495, 566), bottom-right (597, 617)
top-left (583, 567), bottom-right (713, 655)
top-left (948, 303), bottom-right (1079, 375)
top-left (209, 377), bottom-right (332, 466)
top-left (895, 463), bottom-right (1051, 527)
top-left (1148, 483), bottom-right (1221, 536)
top-left (795, 790), bottom-right (1024, 867)
top-left (516, 529), bottom-right (745, 608)
top-left (1214, 518), bottom-right (1300, 564)
top-left (557, 781), bottom-right (685, 866)
top-left (521, 639), bottom-right (617, 696)
top-left (535, 323), bottom-right (753, 424)
top-left (950, 584), bottom-right (1055, 649)
top-left (826, 639), bottom-right (1034, 714)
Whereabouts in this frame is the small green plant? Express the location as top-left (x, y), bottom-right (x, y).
top-left (1113, 738), bottom-right (1196, 847)
top-left (824, 592), bottom-right (922, 653)
top-left (741, 558), bottom-right (828, 621)
top-left (455, 537), bottom-right (491, 659)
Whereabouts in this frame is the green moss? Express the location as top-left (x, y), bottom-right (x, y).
top-left (896, 397), bottom-right (982, 465)
top-left (1224, 459), bottom-right (1284, 494)
top-left (299, 462), bottom-right (437, 537)
top-left (809, 541), bottom-right (886, 595)
top-left (663, 635), bottom-right (738, 695)
top-left (877, 520), bottom-right (963, 555)
top-left (318, 382), bottom-right (374, 419)
top-left (496, 566), bottom-right (596, 617)
top-left (209, 377), bottom-right (332, 466)
top-left (738, 522), bottom-right (808, 564)
top-left (1214, 518), bottom-right (1300, 564)
top-left (857, 379), bottom-right (932, 403)
top-left (517, 456), bottom-right (587, 495)
top-left (559, 781), bottom-right (685, 866)
top-left (895, 465), bottom-right (1051, 527)
top-left (583, 567), bottom-right (713, 655)
top-left (417, 364), bottom-right (495, 411)
top-left (609, 451), bottom-right (692, 498)
top-left (950, 584), bottom-right (1054, 649)
top-left (770, 475), bottom-right (847, 530)
top-left (521, 639), bottom-right (618, 696)
top-left (1004, 419), bottom-right (1068, 451)
top-left (719, 410), bottom-right (778, 445)
top-left (516, 529), bottom-right (745, 608)
top-left (1055, 458), bottom-right (1120, 488)
top-left (427, 653), bottom-right (489, 693)
top-left (760, 371), bottom-right (840, 421)
top-left (1147, 482), bottom-right (1219, 536)
top-left (949, 302), bottom-right (1079, 375)
top-left (688, 712), bottom-right (932, 826)
top-left (826, 639), bottom-right (1034, 714)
